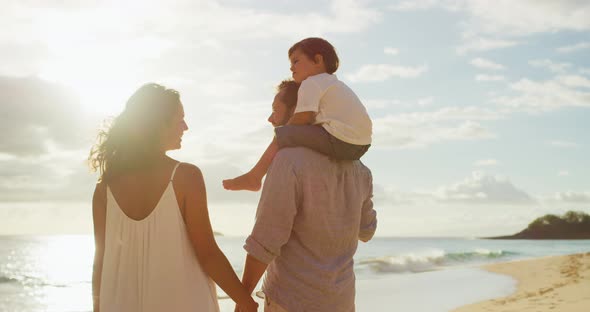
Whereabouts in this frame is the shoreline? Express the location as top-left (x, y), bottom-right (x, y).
top-left (452, 252), bottom-right (590, 312)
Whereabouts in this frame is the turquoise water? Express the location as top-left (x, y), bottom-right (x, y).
top-left (0, 235), bottom-right (588, 311)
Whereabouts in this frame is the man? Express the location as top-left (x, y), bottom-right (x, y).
top-left (238, 80), bottom-right (376, 311)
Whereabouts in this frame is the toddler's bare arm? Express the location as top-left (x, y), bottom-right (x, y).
top-left (287, 111), bottom-right (315, 125)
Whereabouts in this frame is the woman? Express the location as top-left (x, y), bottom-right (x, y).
top-left (89, 83), bottom-right (257, 312)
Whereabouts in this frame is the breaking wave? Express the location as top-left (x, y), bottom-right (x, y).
top-left (357, 249), bottom-right (518, 274)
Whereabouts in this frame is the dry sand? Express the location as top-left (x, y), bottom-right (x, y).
top-left (453, 252), bottom-right (590, 312)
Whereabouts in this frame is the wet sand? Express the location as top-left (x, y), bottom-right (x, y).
top-left (453, 253), bottom-right (590, 312)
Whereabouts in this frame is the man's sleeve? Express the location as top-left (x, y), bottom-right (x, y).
top-left (244, 153), bottom-right (300, 264)
top-left (359, 172), bottom-right (377, 242)
top-left (293, 78), bottom-right (322, 114)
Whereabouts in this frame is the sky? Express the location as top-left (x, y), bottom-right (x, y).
top-left (0, 0), bottom-right (589, 237)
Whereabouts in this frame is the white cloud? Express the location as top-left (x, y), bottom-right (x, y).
top-left (558, 170), bottom-right (570, 177)
top-left (373, 119), bottom-right (496, 148)
top-left (388, 0), bottom-right (440, 11)
top-left (456, 36), bottom-right (519, 55)
top-left (1, 1), bottom-right (382, 43)
top-left (346, 64), bottom-right (428, 82)
top-left (417, 97), bottom-right (434, 107)
top-left (447, 120), bottom-right (495, 140)
top-left (377, 106), bottom-right (502, 124)
top-left (373, 107), bottom-right (501, 148)
top-left (470, 58), bottom-right (505, 70)
top-left (0, 77), bottom-right (90, 156)
top-left (384, 47), bottom-right (399, 55)
top-left (1, 0), bottom-right (589, 237)
top-left (552, 191), bottom-right (590, 203)
top-left (434, 171), bottom-right (535, 205)
top-left (492, 76), bottom-right (590, 113)
top-left (475, 159), bottom-right (499, 167)
top-left (446, 1), bottom-right (590, 56)
top-left (549, 141), bottom-right (580, 148)
top-left (0, 153), bottom-right (17, 161)
top-left (0, 4), bottom-right (545, 237)
top-left (373, 184), bottom-right (430, 205)
top-left (476, 74), bottom-right (505, 82)
top-left (364, 97), bottom-right (434, 109)
top-left (556, 75), bottom-right (590, 89)
top-left (557, 41), bottom-right (590, 53)
top-left (196, 71), bottom-right (249, 98)
top-left (0, 0), bottom-right (383, 98)
top-left (529, 59), bottom-right (572, 73)
top-left (0, 148), bottom-right (96, 202)
top-left (456, 0), bottom-right (590, 37)
top-left (364, 99), bottom-right (395, 109)
top-left (388, 1), bottom-right (590, 55)
top-left (411, 107), bottom-right (498, 122)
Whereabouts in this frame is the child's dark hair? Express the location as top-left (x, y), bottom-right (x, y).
top-left (277, 80), bottom-right (299, 110)
top-left (288, 37), bottom-right (340, 74)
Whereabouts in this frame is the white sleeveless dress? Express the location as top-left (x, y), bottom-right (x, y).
top-left (100, 163), bottom-right (220, 312)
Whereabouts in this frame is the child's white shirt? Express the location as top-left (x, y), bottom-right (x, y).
top-left (294, 73), bottom-right (372, 145)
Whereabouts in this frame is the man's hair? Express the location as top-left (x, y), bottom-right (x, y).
top-left (288, 37), bottom-right (340, 74)
top-left (277, 80), bottom-right (299, 110)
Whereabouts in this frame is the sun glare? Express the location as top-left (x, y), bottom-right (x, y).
top-left (16, 236), bottom-right (95, 311)
top-left (39, 54), bottom-right (135, 117)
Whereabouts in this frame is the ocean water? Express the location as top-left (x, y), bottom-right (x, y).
top-left (0, 235), bottom-right (588, 312)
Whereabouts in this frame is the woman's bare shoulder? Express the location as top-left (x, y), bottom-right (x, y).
top-left (93, 179), bottom-right (108, 205)
top-left (174, 162), bottom-right (204, 183)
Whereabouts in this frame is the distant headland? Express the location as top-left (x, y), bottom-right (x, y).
top-left (488, 211), bottom-right (590, 239)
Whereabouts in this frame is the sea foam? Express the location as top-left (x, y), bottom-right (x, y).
top-left (357, 248), bottom-right (517, 273)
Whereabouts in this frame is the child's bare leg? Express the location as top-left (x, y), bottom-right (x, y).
top-left (223, 138), bottom-right (278, 191)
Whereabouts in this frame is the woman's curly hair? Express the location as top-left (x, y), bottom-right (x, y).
top-left (89, 83), bottom-right (181, 182)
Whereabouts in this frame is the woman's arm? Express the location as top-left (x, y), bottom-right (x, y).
top-left (240, 254), bottom-right (268, 294)
top-left (181, 164), bottom-right (258, 312)
top-left (92, 182), bottom-right (107, 312)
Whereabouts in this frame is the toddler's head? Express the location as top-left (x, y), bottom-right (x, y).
top-left (288, 37), bottom-right (339, 83)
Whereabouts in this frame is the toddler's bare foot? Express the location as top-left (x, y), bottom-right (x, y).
top-left (222, 172), bottom-right (262, 191)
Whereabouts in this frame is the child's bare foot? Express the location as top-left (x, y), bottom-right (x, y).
top-left (222, 172), bottom-right (262, 191)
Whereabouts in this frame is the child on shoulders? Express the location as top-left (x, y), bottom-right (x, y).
top-left (223, 37), bottom-right (372, 191)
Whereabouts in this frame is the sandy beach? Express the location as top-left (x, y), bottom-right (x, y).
top-left (453, 252), bottom-right (590, 312)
